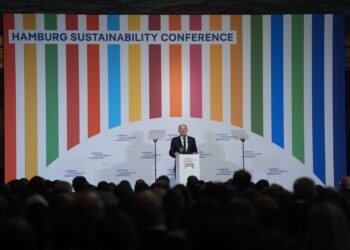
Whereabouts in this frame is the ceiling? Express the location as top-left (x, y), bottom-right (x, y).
top-left (0, 0), bottom-right (349, 15)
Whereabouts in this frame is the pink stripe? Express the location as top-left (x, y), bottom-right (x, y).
top-left (190, 15), bottom-right (202, 30)
top-left (190, 45), bottom-right (202, 118)
top-left (149, 45), bottom-right (162, 118)
top-left (189, 16), bottom-right (202, 118)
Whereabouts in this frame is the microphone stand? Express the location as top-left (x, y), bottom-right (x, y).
top-left (153, 138), bottom-right (158, 182)
top-left (241, 138), bottom-right (245, 171)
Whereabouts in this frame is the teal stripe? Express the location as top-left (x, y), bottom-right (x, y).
top-left (251, 15), bottom-right (263, 136)
top-left (291, 15), bottom-right (305, 163)
top-left (45, 14), bottom-right (59, 166)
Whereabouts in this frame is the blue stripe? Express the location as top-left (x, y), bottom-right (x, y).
top-left (312, 15), bottom-right (325, 183)
top-left (271, 15), bottom-right (284, 148)
top-left (108, 15), bottom-right (121, 128)
top-left (332, 15), bottom-right (346, 188)
top-left (107, 15), bottom-right (120, 30)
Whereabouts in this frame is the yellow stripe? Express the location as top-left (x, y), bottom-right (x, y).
top-left (24, 44), bottom-right (38, 179)
top-left (23, 14), bottom-right (36, 29)
top-left (210, 44), bottom-right (223, 121)
top-left (210, 15), bottom-right (222, 30)
top-left (128, 15), bottom-right (140, 30)
top-left (230, 15), bottom-right (243, 127)
top-left (24, 14), bottom-right (38, 179)
top-left (128, 44), bottom-right (141, 122)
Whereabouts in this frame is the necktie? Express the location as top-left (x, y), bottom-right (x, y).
top-left (183, 137), bottom-right (186, 153)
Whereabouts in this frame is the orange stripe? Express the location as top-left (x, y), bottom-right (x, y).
top-left (87, 44), bottom-right (100, 137)
top-left (169, 15), bottom-right (181, 30)
top-left (4, 14), bottom-right (17, 183)
top-left (87, 15), bottom-right (100, 137)
top-left (87, 15), bottom-right (99, 30)
top-left (210, 15), bottom-right (222, 30)
top-left (169, 45), bottom-right (182, 117)
top-left (230, 15), bottom-right (243, 127)
top-left (23, 14), bottom-right (38, 179)
top-left (210, 15), bottom-right (223, 121)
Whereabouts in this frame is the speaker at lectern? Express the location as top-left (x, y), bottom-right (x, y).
top-left (175, 154), bottom-right (200, 184)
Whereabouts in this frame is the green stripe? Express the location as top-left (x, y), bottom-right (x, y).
top-left (44, 14), bottom-right (57, 30)
top-left (291, 15), bottom-right (305, 163)
top-left (45, 14), bottom-right (59, 166)
top-left (251, 15), bottom-right (263, 136)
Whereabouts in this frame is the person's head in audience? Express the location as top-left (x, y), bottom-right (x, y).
top-left (52, 180), bottom-right (72, 194)
top-left (156, 175), bottom-right (170, 185)
top-left (187, 175), bottom-right (198, 184)
top-left (134, 179), bottom-right (150, 193)
top-left (96, 210), bottom-right (138, 250)
top-left (0, 218), bottom-right (36, 250)
top-left (232, 170), bottom-right (252, 193)
top-left (340, 176), bottom-right (350, 189)
top-left (255, 179), bottom-right (270, 191)
top-left (132, 190), bottom-right (164, 230)
top-left (114, 181), bottom-right (133, 203)
top-left (151, 182), bottom-right (168, 199)
top-left (306, 202), bottom-right (350, 250)
top-left (28, 176), bottom-right (46, 195)
top-left (293, 177), bottom-right (316, 200)
top-left (72, 176), bottom-right (89, 192)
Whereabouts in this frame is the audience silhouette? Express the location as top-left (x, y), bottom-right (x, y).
top-left (0, 173), bottom-right (350, 250)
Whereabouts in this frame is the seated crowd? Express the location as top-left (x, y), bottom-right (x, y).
top-left (1, 171), bottom-right (350, 250)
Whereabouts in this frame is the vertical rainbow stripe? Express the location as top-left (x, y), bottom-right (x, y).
top-left (149, 15), bottom-right (162, 119)
top-left (190, 15), bottom-right (202, 118)
top-left (169, 15), bottom-right (182, 117)
top-left (45, 14), bottom-right (59, 166)
top-left (87, 15), bottom-right (101, 137)
top-left (128, 15), bottom-right (141, 122)
top-left (23, 14), bottom-right (38, 179)
top-left (66, 15), bottom-right (80, 150)
top-left (107, 15), bottom-right (121, 128)
top-left (4, 13), bottom-right (16, 181)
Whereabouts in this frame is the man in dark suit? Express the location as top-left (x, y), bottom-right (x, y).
top-left (169, 124), bottom-right (198, 174)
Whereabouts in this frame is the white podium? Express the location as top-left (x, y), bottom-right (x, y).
top-left (176, 154), bottom-right (200, 184)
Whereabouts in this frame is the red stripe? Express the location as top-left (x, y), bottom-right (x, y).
top-left (190, 15), bottom-right (202, 30)
top-left (190, 17), bottom-right (202, 118)
top-left (66, 14), bottom-right (78, 29)
top-left (149, 16), bottom-right (162, 118)
top-left (149, 45), bottom-right (162, 118)
top-left (4, 14), bottom-right (16, 183)
top-left (87, 16), bottom-right (100, 137)
top-left (66, 15), bottom-right (80, 149)
top-left (149, 15), bottom-right (161, 30)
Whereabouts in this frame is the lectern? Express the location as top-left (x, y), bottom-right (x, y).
top-left (176, 154), bottom-right (200, 184)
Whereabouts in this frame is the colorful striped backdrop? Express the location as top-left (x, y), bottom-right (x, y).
top-left (3, 14), bottom-right (346, 188)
